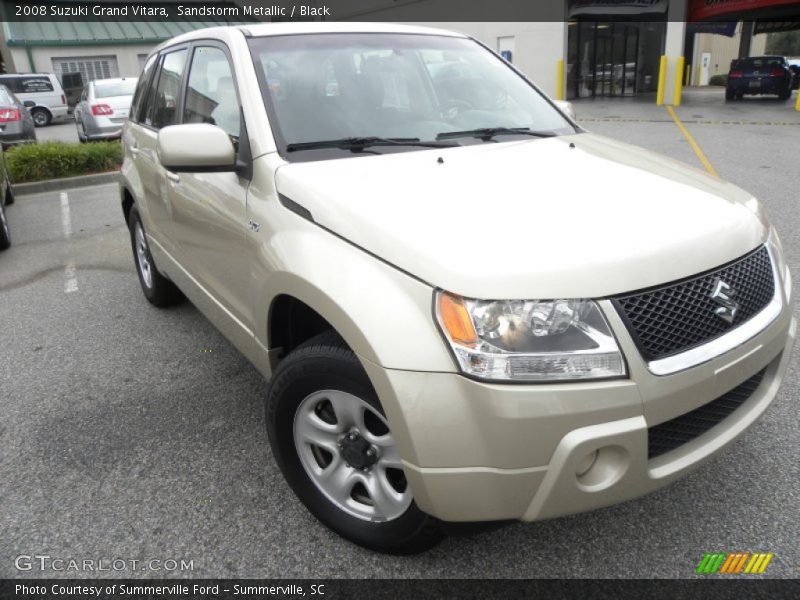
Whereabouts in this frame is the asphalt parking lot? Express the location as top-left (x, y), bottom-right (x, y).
top-left (1, 88), bottom-right (798, 579)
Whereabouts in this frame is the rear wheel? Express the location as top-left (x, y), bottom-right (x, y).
top-left (779, 88), bottom-right (791, 101)
top-left (76, 118), bottom-right (88, 143)
top-left (128, 206), bottom-right (182, 307)
top-left (725, 89), bottom-right (734, 101)
top-left (266, 332), bottom-right (444, 554)
top-left (30, 108), bottom-right (51, 127)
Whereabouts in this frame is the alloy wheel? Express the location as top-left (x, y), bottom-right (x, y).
top-left (134, 222), bottom-right (153, 288)
top-left (293, 390), bottom-right (412, 522)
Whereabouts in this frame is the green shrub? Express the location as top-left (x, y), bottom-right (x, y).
top-left (708, 74), bottom-right (728, 87)
top-left (5, 140), bottom-right (122, 183)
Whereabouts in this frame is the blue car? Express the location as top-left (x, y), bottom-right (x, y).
top-left (726, 56), bottom-right (793, 101)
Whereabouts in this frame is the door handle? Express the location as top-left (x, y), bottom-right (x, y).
top-left (129, 143), bottom-right (139, 156)
top-left (165, 171), bottom-right (180, 184)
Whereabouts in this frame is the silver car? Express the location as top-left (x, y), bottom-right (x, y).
top-left (0, 84), bottom-right (36, 150)
top-left (74, 78), bottom-right (136, 142)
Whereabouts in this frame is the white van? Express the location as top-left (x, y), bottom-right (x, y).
top-left (0, 73), bottom-right (69, 126)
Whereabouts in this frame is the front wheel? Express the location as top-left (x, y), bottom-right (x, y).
top-left (266, 332), bottom-right (444, 554)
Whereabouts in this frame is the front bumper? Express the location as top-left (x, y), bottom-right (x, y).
top-left (362, 287), bottom-right (795, 523)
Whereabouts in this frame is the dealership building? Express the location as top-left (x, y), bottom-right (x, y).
top-left (0, 0), bottom-right (797, 105)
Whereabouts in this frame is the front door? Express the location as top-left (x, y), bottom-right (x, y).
top-left (163, 44), bottom-right (252, 328)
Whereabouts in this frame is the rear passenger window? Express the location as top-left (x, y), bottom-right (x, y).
top-left (146, 49), bottom-right (187, 129)
top-left (130, 54), bottom-right (158, 124)
top-left (183, 46), bottom-right (240, 139)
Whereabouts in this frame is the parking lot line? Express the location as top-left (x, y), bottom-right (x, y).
top-left (59, 191), bottom-right (78, 293)
top-left (665, 105), bottom-right (719, 177)
top-left (59, 191), bottom-right (72, 239)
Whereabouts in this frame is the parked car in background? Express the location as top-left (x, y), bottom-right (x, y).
top-left (726, 56), bottom-right (793, 100)
top-left (74, 78), bottom-right (137, 142)
top-left (787, 58), bottom-right (800, 90)
top-left (0, 73), bottom-right (68, 126)
top-left (1, 150), bottom-right (13, 251)
top-left (0, 84), bottom-right (37, 149)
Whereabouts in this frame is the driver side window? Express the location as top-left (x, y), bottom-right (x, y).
top-left (183, 46), bottom-right (240, 141)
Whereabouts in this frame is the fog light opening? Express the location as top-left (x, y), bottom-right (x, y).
top-left (575, 450), bottom-right (598, 477)
top-left (576, 445), bottom-right (630, 491)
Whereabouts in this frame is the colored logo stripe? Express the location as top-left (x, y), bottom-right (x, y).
top-left (697, 553), bottom-right (774, 574)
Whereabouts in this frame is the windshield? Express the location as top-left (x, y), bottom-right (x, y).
top-left (248, 33), bottom-right (575, 159)
top-left (94, 79), bottom-right (137, 98)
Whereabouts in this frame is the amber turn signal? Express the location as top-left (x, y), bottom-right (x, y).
top-left (437, 292), bottom-right (478, 347)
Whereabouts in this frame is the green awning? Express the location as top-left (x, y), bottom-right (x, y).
top-left (3, 19), bottom-right (252, 47)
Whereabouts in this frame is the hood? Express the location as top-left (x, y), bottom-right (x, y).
top-left (274, 133), bottom-right (768, 299)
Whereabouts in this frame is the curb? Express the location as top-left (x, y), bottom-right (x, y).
top-left (13, 171), bottom-right (120, 196)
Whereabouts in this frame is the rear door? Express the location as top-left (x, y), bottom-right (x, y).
top-left (131, 47), bottom-right (189, 248)
top-left (163, 42), bottom-right (251, 327)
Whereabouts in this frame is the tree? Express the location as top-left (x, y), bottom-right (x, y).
top-left (766, 31), bottom-right (800, 56)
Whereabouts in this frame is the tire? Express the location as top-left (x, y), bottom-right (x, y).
top-left (779, 89), bottom-right (791, 101)
top-left (725, 89), bottom-right (734, 101)
top-left (30, 108), bottom-right (51, 127)
top-left (266, 331), bottom-right (444, 554)
top-left (0, 191), bottom-right (11, 251)
top-left (128, 206), bottom-right (182, 307)
top-left (76, 119), bottom-right (88, 143)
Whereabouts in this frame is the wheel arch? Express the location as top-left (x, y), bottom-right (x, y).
top-left (264, 274), bottom-right (382, 372)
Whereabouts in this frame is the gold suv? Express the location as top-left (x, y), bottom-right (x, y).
top-left (120, 23), bottom-right (796, 554)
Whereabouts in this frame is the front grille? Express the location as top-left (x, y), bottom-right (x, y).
top-left (647, 368), bottom-right (766, 459)
top-left (613, 246), bottom-right (774, 361)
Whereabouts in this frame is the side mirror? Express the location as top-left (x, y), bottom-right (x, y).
top-left (157, 124), bottom-right (235, 172)
top-left (23, 100), bottom-right (36, 109)
top-left (554, 100), bottom-right (576, 120)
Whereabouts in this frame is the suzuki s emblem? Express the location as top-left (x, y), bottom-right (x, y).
top-left (711, 279), bottom-right (739, 324)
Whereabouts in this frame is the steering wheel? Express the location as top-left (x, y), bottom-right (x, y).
top-left (441, 98), bottom-right (473, 120)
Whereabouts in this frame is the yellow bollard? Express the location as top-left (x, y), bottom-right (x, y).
top-left (656, 55), bottom-right (667, 105)
top-left (556, 59), bottom-right (565, 100)
top-left (674, 56), bottom-right (685, 106)
top-left (796, 88), bottom-right (800, 111)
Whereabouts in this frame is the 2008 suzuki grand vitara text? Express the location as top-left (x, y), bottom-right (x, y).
top-left (120, 23), bottom-right (796, 554)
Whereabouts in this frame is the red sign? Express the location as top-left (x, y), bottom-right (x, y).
top-left (689, 0), bottom-right (800, 21)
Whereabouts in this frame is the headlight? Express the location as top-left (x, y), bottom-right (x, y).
top-left (435, 292), bottom-right (626, 381)
top-left (767, 228), bottom-right (791, 302)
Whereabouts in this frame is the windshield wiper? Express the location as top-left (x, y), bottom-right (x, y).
top-left (286, 136), bottom-right (458, 152)
top-left (435, 127), bottom-right (556, 141)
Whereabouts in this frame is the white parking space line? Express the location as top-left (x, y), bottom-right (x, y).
top-left (64, 260), bottom-right (78, 293)
top-left (60, 192), bottom-right (78, 294)
top-left (60, 192), bottom-right (72, 239)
